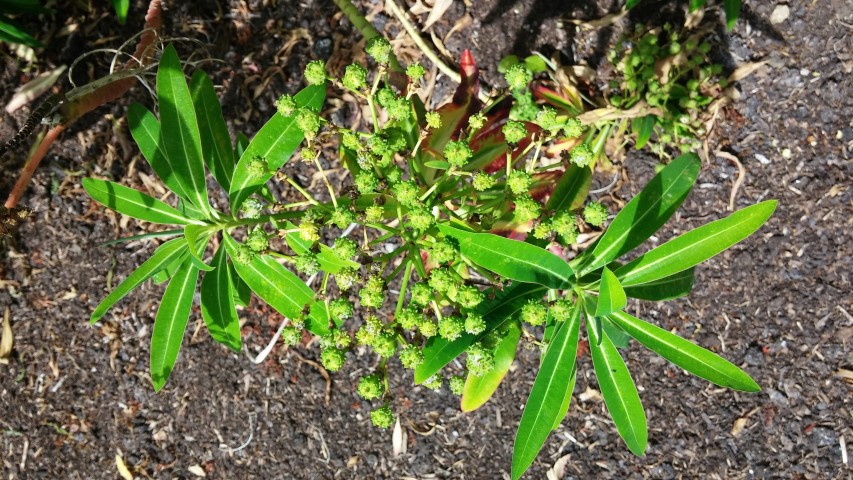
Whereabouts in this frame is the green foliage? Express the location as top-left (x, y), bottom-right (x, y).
top-left (0, 0), bottom-right (47, 47)
top-left (82, 40), bottom-right (773, 477)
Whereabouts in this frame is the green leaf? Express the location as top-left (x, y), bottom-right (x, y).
top-left (581, 153), bottom-right (700, 275)
top-left (183, 225), bottom-right (214, 272)
top-left (616, 200), bottom-right (776, 287)
top-left (229, 83), bottom-right (326, 214)
top-left (511, 301), bottom-right (582, 480)
top-left (223, 233), bottom-right (313, 320)
top-left (623, 268), bottom-right (695, 301)
top-left (0, 14), bottom-right (42, 47)
top-left (437, 224), bottom-right (574, 290)
top-left (461, 321), bottom-right (521, 412)
top-left (595, 267), bottom-right (627, 317)
top-left (689, 0), bottom-right (707, 11)
top-left (111, 0), bottom-right (129, 24)
top-left (200, 245), bottom-right (241, 352)
top-left (190, 70), bottom-right (234, 192)
top-left (157, 44), bottom-right (211, 217)
top-left (150, 260), bottom-right (200, 391)
top-left (234, 132), bottom-right (250, 158)
top-left (546, 163), bottom-right (592, 212)
top-left (230, 262), bottom-right (251, 307)
top-left (631, 115), bottom-right (656, 150)
top-left (588, 317), bottom-right (647, 456)
top-left (305, 300), bottom-right (335, 337)
top-left (415, 282), bottom-right (547, 383)
top-left (724, 0), bottom-right (741, 29)
top-left (83, 178), bottom-right (199, 226)
top-left (608, 310), bottom-right (760, 391)
top-left (423, 160), bottom-right (450, 170)
top-left (151, 248), bottom-right (187, 284)
top-left (128, 103), bottom-right (195, 203)
top-left (602, 317), bottom-right (632, 348)
top-left (625, 0), bottom-right (641, 9)
top-left (551, 365), bottom-right (577, 431)
top-left (0, 0), bottom-right (49, 14)
top-left (90, 238), bottom-right (189, 323)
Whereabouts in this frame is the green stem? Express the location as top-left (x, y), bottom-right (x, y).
top-left (394, 260), bottom-right (413, 318)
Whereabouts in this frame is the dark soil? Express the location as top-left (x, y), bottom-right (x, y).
top-left (2, 1), bottom-right (851, 479)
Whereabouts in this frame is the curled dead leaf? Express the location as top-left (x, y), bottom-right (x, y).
top-left (0, 307), bottom-right (12, 364)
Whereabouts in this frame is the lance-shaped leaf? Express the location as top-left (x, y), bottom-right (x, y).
top-left (511, 301), bottom-right (582, 480)
top-left (461, 321), bottom-right (521, 412)
top-left (608, 310), bottom-right (760, 391)
top-left (83, 178), bottom-right (199, 226)
top-left (588, 317), bottom-right (647, 456)
top-left (200, 244), bottom-right (241, 352)
top-left (546, 163), bottom-right (592, 212)
top-left (631, 115), bottom-right (656, 150)
top-left (623, 268), bottom-right (695, 301)
top-left (90, 238), bottom-right (189, 323)
top-left (190, 70), bottom-right (234, 191)
top-left (416, 282), bottom-right (547, 383)
top-left (437, 224), bottom-right (574, 289)
top-left (581, 153), bottom-right (700, 275)
top-left (724, 0), bottom-right (741, 29)
top-left (150, 259), bottom-right (200, 391)
top-left (223, 234), bottom-right (313, 320)
top-left (156, 44), bottom-right (211, 217)
top-left (616, 200), bottom-right (777, 287)
top-left (229, 83), bottom-right (326, 214)
top-left (595, 267), bottom-right (627, 317)
top-left (551, 364), bottom-right (577, 431)
top-left (183, 225), bottom-right (214, 272)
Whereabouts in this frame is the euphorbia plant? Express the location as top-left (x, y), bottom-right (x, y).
top-left (83, 40), bottom-right (774, 478)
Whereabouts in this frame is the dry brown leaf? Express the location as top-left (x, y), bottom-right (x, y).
top-left (728, 61), bottom-right (769, 83)
top-left (115, 453), bottom-right (134, 480)
top-left (444, 13), bottom-right (471, 44)
top-left (577, 102), bottom-right (665, 124)
top-left (547, 454), bottom-right (572, 479)
top-left (423, 0), bottom-right (453, 30)
top-left (188, 465), bottom-right (207, 477)
top-left (578, 386), bottom-right (602, 402)
top-left (5, 65), bottom-right (66, 114)
top-left (731, 417), bottom-right (748, 437)
top-left (0, 307), bottom-right (12, 364)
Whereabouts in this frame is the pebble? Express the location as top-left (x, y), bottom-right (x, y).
top-left (770, 5), bottom-right (790, 24)
top-left (755, 153), bottom-right (771, 164)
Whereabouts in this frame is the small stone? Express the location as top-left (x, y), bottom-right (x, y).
top-left (755, 153), bottom-right (770, 164)
top-left (770, 5), bottom-right (790, 24)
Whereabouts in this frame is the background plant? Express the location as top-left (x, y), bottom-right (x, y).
top-left (83, 29), bottom-right (773, 480)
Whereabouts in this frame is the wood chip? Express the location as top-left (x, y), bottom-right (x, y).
top-left (731, 417), bottom-right (748, 437)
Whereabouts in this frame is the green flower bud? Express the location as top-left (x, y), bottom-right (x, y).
top-left (399, 345), bottom-right (424, 369)
top-left (232, 244), bottom-right (255, 265)
top-left (370, 405), bottom-right (395, 429)
top-left (281, 326), bottom-right (302, 346)
top-left (408, 207), bottom-right (434, 232)
top-left (430, 238), bottom-right (458, 265)
top-left (472, 172), bottom-right (496, 191)
top-left (332, 238), bottom-right (357, 259)
top-left (245, 228), bottom-right (269, 252)
top-left (550, 298), bottom-right (574, 322)
top-left (562, 118), bottom-right (584, 138)
top-left (466, 342), bottom-right (495, 376)
top-left (464, 313), bottom-right (486, 335)
top-left (520, 299), bottom-right (547, 326)
top-left (335, 267), bottom-right (358, 291)
top-left (507, 170), bottom-right (533, 196)
top-left (583, 201), bottom-right (608, 227)
top-left (409, 283), bottom-right (432, 307)
top-left (532, 221), bottom-right (553, 240)
top-left (397, 306), bottom-right (421, 331)
top-left (354, 170), bottom-right (379, 194)
top-left (364, 204), bottom-right (384, 223)
top-left (304, 60), bottom-right (327, 85)
top-left (504, 63), bottom-right (532, 91)
top-left (373, 333), bottom-right (397, 358)
top-left (376, 87), bottom-right (396, 108)
top-left (342, 63), bottom-right (368, 91)
top-left (384, 165), bottom-right (403, 185)
top-left (569, 143), bottom-right (594, 167)
top-left (240, 198), bottom-right (263, 219)
top-left (358, 374), bottom-right (383, 400)
top-left (276, 94), bottom-right (297, 117)
top-left (502, 120), bottom-right (527, 144)
top-left (428, 267), bottom-right (455, 294)
top-left (418, 318), bottom-right (438, 338)
top-left (295, 107), bottom-right (323, 140)
top-left (551, 211), bottom-right (577, 238)
top-left (359, 275), bottom-right (386, 309)
top-left (456, 285), bottom-right (484, 309)
top-left (329, 298), bottom-right (353, 322)
top-left (300, 147), bottom-right (317, 163)
top-left (438, 315), bottom-right (464, 341)
top-left (298, 221), bottom-right (320, 242)
top-left (422, 374), bottom-right (443, 391)
top-left (341, 130), bottom-right (362, 151)
top-left (294, 253), bottom-right (320, 275)
top-left (443, 139), bottom-right (473, 167)
top-left (513, 195), bottom-right (541, 222)
top-left (406, 62), bottom-right (425, 81)
top-left (386, 97), bottom-right (411, 121)
top-left (449, 375), bottom-right (465, 395)
top-left (425, 111), bottom-right (442, 129)
top-left (246, 155), bottom-right (269, 178)
top-left (365, 36), bottom-right (393, 65)
top-left (329, 208), bottom-right (356, 229)
top-left (468, 112), bottom-right (486, 131)
top-left (392, 181), bottom-right (419, 207)
top-left (320, 347), bottom-right (346, 372)
top-left (536, 106), bottom-right (562, 134)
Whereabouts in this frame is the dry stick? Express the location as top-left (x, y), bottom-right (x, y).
top-left (3, 0), bottom-right (162, 209)
top-left (715, 150), bottom-right (746, 212)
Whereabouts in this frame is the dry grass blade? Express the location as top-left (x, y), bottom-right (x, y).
top-left (422, 0), bottom-right (453, 30)
top-left (1, 307), bottom-right (13, 364)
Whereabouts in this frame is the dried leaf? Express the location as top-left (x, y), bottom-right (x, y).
top-left (5, 65), bottom-right (67, 114)
top-left (0, 308), bottom-right (12, 364)
top-left (423, 0), bottom-right (453, 30)
top-left (392, 417), bottom-right (407, 456)
top-left (731, 417), bottom-right (748, 437)
top-left (115, 453), bottom-right (134, 480)
top-left (728, 61), bottom-right (769, 83)
top-left (188, 465), bottom-right (207, 477)
top-left (577, 102), bottom-right (664, 124)
top-left (547, 454), bottom-right (572, 479)
top-left (568, 10), bottom-right (627, 30)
